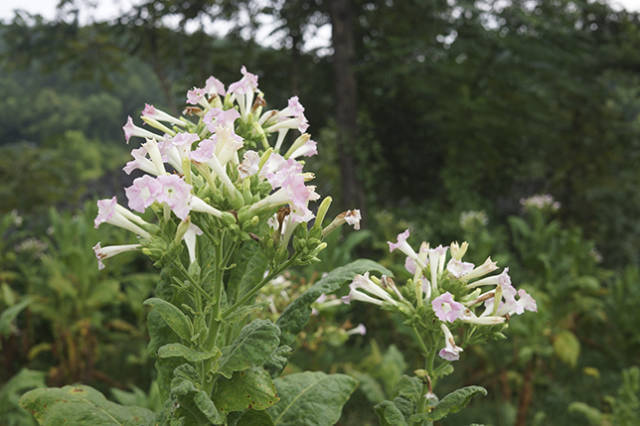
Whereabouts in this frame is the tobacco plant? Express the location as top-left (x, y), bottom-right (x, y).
top-left (20, 68), bottom-right (376, 425)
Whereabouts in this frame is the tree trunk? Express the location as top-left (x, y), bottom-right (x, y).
top-left (328, 0), bottom-right (365, 214)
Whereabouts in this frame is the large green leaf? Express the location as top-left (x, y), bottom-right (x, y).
top-left (212, 367), bottom-right (279, 414)
top-left (276, 259), bottom-right (391, 346)
top-left (143, 298), bottom-right (192, 342)
top-left (218, 319), bottom-right (280, 378)
top-left (267, 372), bottom-right (357, 426)
top-left (374, 400), bottom-right (408, 426)
top-left (19, 385), bottom-right (155, 425)
top-left (409, 385), bottom-right (487, 422)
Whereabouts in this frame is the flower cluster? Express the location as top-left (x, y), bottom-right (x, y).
top-left (93, 67), bottom-right (360, 269)
top-left (344, 230), bottom-right (537, 362)
top-left (520, 194), bottom-right (560, 211)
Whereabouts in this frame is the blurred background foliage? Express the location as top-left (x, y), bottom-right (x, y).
top-left (1, 0), bottom-right (640, 424)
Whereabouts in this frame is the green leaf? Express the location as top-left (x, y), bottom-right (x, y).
top-left (267, 372), bottom-right (358, 426)
top-left (409, 386), bottom-right (487, 422)
top-left (19, 385), bottom-right (155, 425)
top-left (212, 367), bottom-right (279, 414)
top-left (277, 259), bottom-right (392, 346)
top-left (568, 402), bottom-right (603, 425)
top-left (0, 298), bottom-right (31, 336)
top-left (170, 364), bottom-right (224, 425)
top-left (229, 410), bottom-right (275, 426)
top-left (158, 343), bottom-right (221, 363)
top-left (218, 319), bottom-right (280, 378)
top-left (394, 375), bottom-right (423, 406)
top-left (227, 245), bottom-right (269, 304)
top-left (553, 330), bottom-right (580, 367)
top-left (350, 371), bottom-right (385, 404)
top-left (264, 345), bottom-right (293, 376)
top-left (144, 298), bottom-right (192, 342)
top-left (374, 400), bottom-right (408, 426)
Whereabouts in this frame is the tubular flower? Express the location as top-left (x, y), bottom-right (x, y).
top-left (228, 65), bottom-right (259, 118)
top-left (93, 242), bottom-right (141, 270)
top-left (142, 104), bottom-right (184, 127)
top-left (432, 292), bottom-right (464, 323)
top-left (439, 324), bottom-right (463, 361)
top-left (346, 324), bottom-right (367, 336)
top-left (204, 108), bottom-right (240, 133)
top-left (238, 150), bottom-right (260, 179)
top-left (125, 175), bottom-right (162, 213)
top-left (122, 116), bottom-right (162, 144)
top-left (156, 175), bottom-right (192, 220)
top-left (182, 223), bottom-right (203, 264)
top-left (460, 257), bottom-right (499, 283)
top-left (342, 273), bottom-right (400, 307)
top-left (94, 197), bottom-right (151, 239)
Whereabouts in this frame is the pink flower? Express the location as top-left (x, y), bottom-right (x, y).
top-left (289, 139), bottom-right (318, 159)
top-left (205, 76), bottom-right (226, 96)
top-left (142, 104), bottom-right (183, 126)
top-left (344, 209), bottom-right (361, 230)
top-left (94, 197), bottom-right (118, 228)
top-left (286, 96), bottom-right (305, 116)
top-left (238, 150), bottom-right (260, 178)
top-left (446, 258), bottom-right (475, 278)
top-left (156, 175), bottom-right (192, 220)
top-left (94, 197), bottom-right (151, 238)
top-left (204, 108), bottom-right (240, 133)
top-left (190, 138), bottom-right (216, 163)
top-left (260, 154), bottom-right (304, 189)
top-left (439, 324), bottom-right (463, 361)
top-left (516, 289), bottom-right (537, 313)
top-left (125, 175), bottom-right (162, 213)
top-left (432, 292), bottom-right (464, 323)
top-left (122, 116), bottom-right (160, 144)
top-left (157, 138), bottom-right (183, 173)
top-left (171, 133), bottom-right (200, 149)
top-left (388, 229), bottom-right (410, 253)
top-left (346, 324), bottom-right (367, 336)
top-left (228, 65), bottom-right (259, 95)
top-left (186, 87), bottom-right (207, 105)
top-left (350, 272), bottom-right (397, 305)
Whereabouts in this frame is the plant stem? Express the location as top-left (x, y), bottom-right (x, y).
top-left (222, 254), bottom-right (298, 318)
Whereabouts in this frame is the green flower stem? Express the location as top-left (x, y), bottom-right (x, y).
top-left (222, 254), bottom-right (299, 319)
top-left (173, 259), bottom-right (211, 302)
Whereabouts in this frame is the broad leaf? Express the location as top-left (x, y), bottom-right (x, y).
top-left (19, 385), bottom-right (155, 425)
top-left (374, 400), bottom-right (408, 426)
top-left (267, 372), bottom-right (357, 426)
top-left (158, 343), bottom-right (221, 363)
top-left (218, 319), bottom-right (280, 378)
top-left (277, 259), bottom-right (391, 346)
top-left (212, 367), bottom-right (279, 414)
top-left (170, 364), bottom-right (224, 425)
top-left (409, 385), bottom-right (487, 422)
top-left (144, 298), bottom-right (192, 341)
